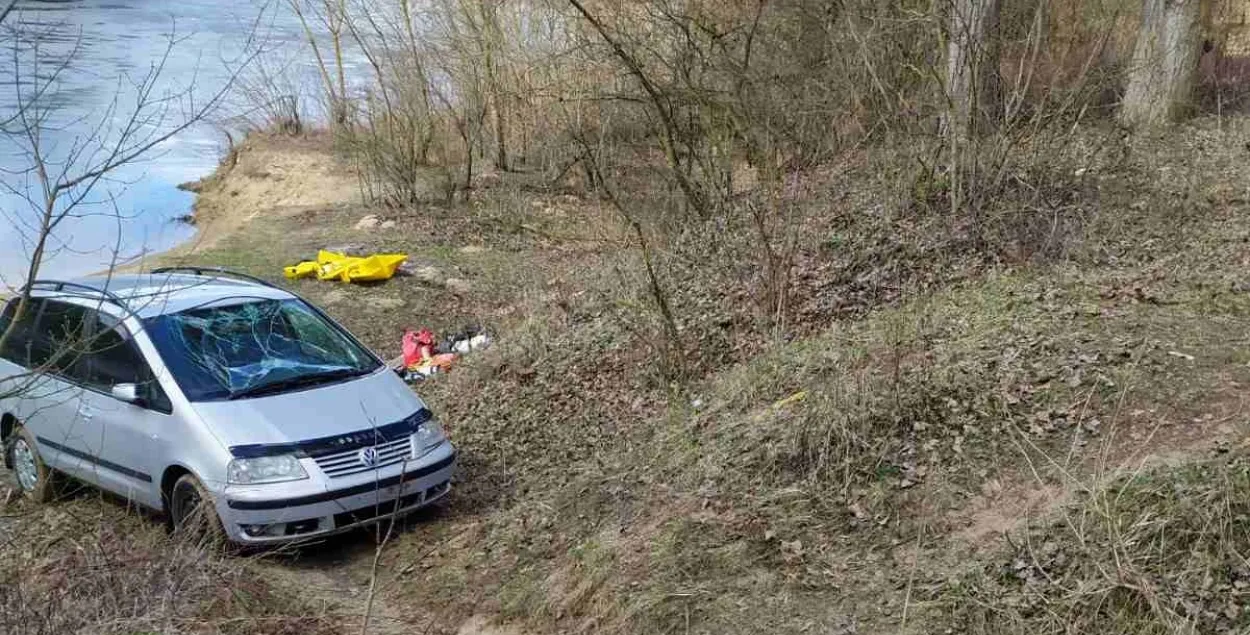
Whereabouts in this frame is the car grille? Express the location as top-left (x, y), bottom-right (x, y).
top-left (312, 436), bottom-right (414, 478)
top-left (332, 479), bottom-right (450, 528)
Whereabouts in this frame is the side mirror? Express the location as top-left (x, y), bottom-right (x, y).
top-left (111, 383), bottom-right (140, 403)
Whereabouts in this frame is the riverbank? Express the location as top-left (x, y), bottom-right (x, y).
top-left (154, 132), bottom-right (364, 265)
top-left (0, 0), bottom-right (329, 283)
top-left (7, 120), bottom-right (1250, 634)
top-left (150, 130), bottom-right (613, 357)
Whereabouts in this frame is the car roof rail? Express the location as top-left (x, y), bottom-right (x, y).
top-left (24, 280), bottom-right (129, 308)
top-left (149, 266), bottom-right (279, 290)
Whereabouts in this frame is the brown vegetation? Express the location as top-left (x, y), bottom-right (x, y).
top-left (95, 108), bottom-right (1249, 634)
top-left (9, 0), bottom-right (1250, 633)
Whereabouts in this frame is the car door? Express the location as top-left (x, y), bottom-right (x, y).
top-left (6, 298), bottom-right (95, 478)
top-left (73, 311), bottom-right (171, 508)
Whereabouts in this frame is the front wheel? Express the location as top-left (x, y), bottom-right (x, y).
top-left (6, 426), bottom-right (57, 503)
top-left (169, 473), bottom-right (227, 547)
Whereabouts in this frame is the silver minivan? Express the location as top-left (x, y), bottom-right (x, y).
top-left (0, 267), bottom-right (455, 544)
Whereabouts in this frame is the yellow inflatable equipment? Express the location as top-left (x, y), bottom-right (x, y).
top-left (284, 250), bottom-right (408, 283)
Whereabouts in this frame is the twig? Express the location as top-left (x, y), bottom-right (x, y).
top-left (899, 519), bottom-right (925, 630)
top-left (0, 0), bottom-right (16, 26)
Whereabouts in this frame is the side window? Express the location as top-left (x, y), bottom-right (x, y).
top-left (83, 317), bottom-right (172, 414)
top-left (0, 298), bottom-right (38, 366)
top-left (0, 299), bottom-right (12, 333)
top-left (29, 300), bottom-right (91, 377)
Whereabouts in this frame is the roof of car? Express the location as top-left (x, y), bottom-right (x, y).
top-left (29, 272), bottom-right (296, 319)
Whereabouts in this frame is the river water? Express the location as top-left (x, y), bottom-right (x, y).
top-left (0, 0), bottom-right (345, 283)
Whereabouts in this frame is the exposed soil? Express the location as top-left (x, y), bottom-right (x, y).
top-left (170, 132), bottom-right (362, 258)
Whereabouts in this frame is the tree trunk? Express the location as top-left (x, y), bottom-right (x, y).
top-left (1119, 0), bottom-right (1203, 128)
top-left (494, 96), bottom-right (509, 171)
top-left (944, 0), bottom-right (1002, 143)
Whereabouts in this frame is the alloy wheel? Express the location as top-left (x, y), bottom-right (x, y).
top-left (12, 438), bottom-right (38, 492)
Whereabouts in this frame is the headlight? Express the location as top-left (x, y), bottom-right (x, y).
top-left (413, 420), bottom-right (445, 456)
top-left (227, 455), bottom-right (309, 485)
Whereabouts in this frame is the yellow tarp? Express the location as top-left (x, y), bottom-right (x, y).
top-left (284, 250), bottom-right (408, 283)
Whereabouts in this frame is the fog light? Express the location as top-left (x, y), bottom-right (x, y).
top-left (242, 523), bottom-right (271, 537)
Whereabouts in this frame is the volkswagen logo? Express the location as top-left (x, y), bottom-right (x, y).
top-left (357, 446), bottom-right (379, 467)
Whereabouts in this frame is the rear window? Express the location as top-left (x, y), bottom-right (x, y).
top-left (0, 299), bottom-right (34, 365)
top-left (0, 298), bottom-right (92, 372)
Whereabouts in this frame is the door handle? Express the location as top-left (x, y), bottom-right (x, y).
top-left (79, 406), bottom-right (95, 421)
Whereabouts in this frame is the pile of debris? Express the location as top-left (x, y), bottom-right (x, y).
top-left (394, 326), bottom-right (492, 382)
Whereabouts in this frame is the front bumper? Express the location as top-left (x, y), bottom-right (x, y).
top-left (217, 443), bottom-right (456, 544)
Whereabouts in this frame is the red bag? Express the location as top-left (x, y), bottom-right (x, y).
top-left (403, 328), bottom-right (438, 368)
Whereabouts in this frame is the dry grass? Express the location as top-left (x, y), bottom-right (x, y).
top-left (944, 457), bottom-right (1250, 634)
top-left (0, 495), bottom-right (347, 635)
top-left (7, 110), bottom-right (1250, 634)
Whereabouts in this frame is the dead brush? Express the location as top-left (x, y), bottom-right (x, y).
top-left (683, 305), bottom-right (990, 524)
top-left (947, 457), bottom-right (1250, 634)
top-left (901, 120), bottom-right (1125, 265)
top-left (0, 501), bottom-right (344, 635)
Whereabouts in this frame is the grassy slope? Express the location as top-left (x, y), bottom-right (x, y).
top-left (6, 117), bottom-right (1250, 634)
top-left (171, 122), bottom-right (1250, 633)
top-left (0, 498), bottom-right (345, 634)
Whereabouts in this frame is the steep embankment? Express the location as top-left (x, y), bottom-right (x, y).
top-left (173, 133), bottom-right (363, 257)
top-left (173, 121), bottom-right (1250, 634)
top-left (5, 119), bottom-right (1250, 634)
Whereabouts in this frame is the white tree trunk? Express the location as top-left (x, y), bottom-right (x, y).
top-left (1119, 0), bottom-right (1204, 127)
top-left (944, 0), bottom-right (1001, 143)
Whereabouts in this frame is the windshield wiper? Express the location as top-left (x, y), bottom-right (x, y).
top-left (226, 368), bottom-right (368, 400)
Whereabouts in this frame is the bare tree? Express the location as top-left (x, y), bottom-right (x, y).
top-left (230, 49), bottom-right (307, 135)
top-left (473, 0), bottom-right (510, 172)
top-left (431, 65), bottom-right (488, 200)
top-left (286, 0), bottom-right (351, 126)
top-left (428, 0), bottom-right (495, 198)
top-left (567, 0), bottom-right (713, 216)
top-left (338, 0), bottom-right (444, 204)
top-left (1119, 0), bottom-right (1205, 127)
top-left (0, 18), bottom-right (250, 356)
top-left (944, 0), bottom-right (1003, 143)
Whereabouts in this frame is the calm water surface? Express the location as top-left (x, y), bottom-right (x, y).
top-left (0, 0), bottom-right (344, 283)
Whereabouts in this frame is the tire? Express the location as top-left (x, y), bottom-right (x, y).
top-left (169, 473), bottom-right (227, 547)
top-left (5, 426), bottom-right (57, 503)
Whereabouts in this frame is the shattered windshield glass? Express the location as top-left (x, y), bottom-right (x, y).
top-left (143, 298), bottom-right (380, 401)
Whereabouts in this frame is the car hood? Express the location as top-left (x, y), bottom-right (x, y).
top-left (191, 368), bottom-right (424, 450)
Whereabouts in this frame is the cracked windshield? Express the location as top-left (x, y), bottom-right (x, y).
top-left (143, 298), bottom-right (378, 401)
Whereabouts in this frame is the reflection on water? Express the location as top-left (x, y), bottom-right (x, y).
top-left (0, 0), bottom-right (343, 283)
